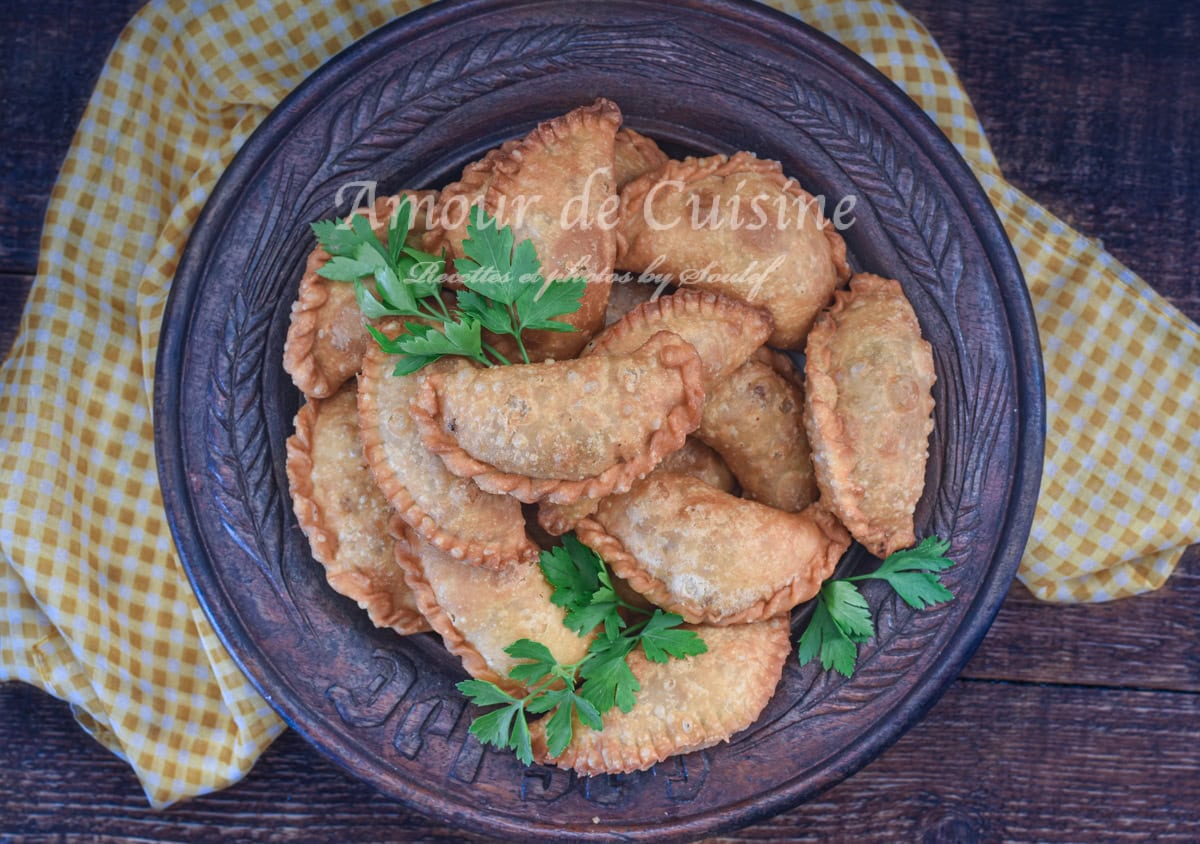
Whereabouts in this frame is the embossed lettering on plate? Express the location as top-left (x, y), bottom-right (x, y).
top-left (393, 696), bottom-right (464, 759)
top-left (326, 648), bottom-right (416, 728)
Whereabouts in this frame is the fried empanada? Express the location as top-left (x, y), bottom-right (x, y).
top-left (357, 342), bottom-right (538, 569)
top-left (394, 526), bottom-right (591, 696)
top-left (696, 350), bottom-right (818, 512)
top-left (426, 99), bottom-right (623, 360)
top-left (576, 473), bottom-right (850, 625)
top-left (285, 191), bottom-right (438, 398)
top-left (411, 331), bottom-right (705, 505)
top-left (804, 273), bottom-right (936, 558)
top-left (285, 385), bottom-right (429, 635)
top-left (536, 436), bottom-right (736, 536)
top-left (530, 616), bottom-right (790, 775)
top-left (613, 127), bottom-right (669, 189)
top-left (616, 152), bottom-right (851, 349)
top-left (584, 290), bottom-right (772, 389)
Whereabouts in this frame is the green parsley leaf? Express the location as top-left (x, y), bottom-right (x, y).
top-left (796, 596), bottom-right (859, 678)
top-left (538, 535), bottom-right (606, 617)
top-left (578, 635), bottom-right (639, 714)
top-left (821, 580), bottom-right (874, 642)
top-left (797, 535), bottom-right (957, 678)
top-left (504, 639), bottom-right (561, 686)
top-left (456, 678), bottom-right (520, 709)
top-left (638, 610), bottom-right (708, 663)
top-left (513, 278), bottom-right (587, 333)
top-left (390, 319), bottom-right (482, 361)
top-left (543, 690), bottom-right (603, 757)
top-left (387, 199), bottom-right (411, 265)
top-left (352, 278), bottom-right (404, 319)
top-left (456, 289), bottom-right (518, 337)
top-left (317, 255), bottom-right (378, 282)
top-left (850, 535), bottom-right (956, 610)
top-left (350, 213), bottom-right (390, 265)
top-left (460, 535), bottom-right (709, 766)
top-left (310, 219), bottom-right (362, 259)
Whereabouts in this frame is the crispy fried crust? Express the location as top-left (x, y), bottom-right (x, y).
top-left (484, 98), bottom-right (622, 359)
top-left (393, 525), bottom-right (591, 697)
top-left (421, 142), bottom-right (521, 264)
top-left (613, 127), bottom-right (669, 189)
top-left (576, 473), bottom-right (850, 625)
top-left (357, 343), bottom-right (538, 569)
top-left (697, 353), bottom-right (818, 512)
top-left (537, 436), bottom-right (735, 536)
top-left (531, 616), bottom-right (791, 775)
top-left (584, 289), bottom-right (773, 389)
top-left (616, 152), bottom-right (851, 348)
top-left (803, 273), bottom-right (936, 558)
top-left (285, 386), bottom-right (430, 635)
top-left (284, 191), bottom-right (438, 398)
top-left (410, 332), bottom-right (705, 505)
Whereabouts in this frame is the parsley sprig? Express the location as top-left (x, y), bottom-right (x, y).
top-left (311, 198), bottom-right (585, 374)
top-left (457, 535), bottom-right (707, 764)
top-left (797, 535), bottom-right (956, 678)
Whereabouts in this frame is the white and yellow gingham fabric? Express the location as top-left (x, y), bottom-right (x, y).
top-left (1, 0), bottom-right (1197, 807)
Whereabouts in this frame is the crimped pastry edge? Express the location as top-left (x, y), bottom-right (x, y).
top-left (389, 521), bottom-right (525, 696)
top-left (583, 288), bottom-right (773, 386)
top-left (530, 616), bottom-right (792, 776)
top-left (284, 192), bottom-right (435, 399)
top-left (616, 150), bottom-right (852, 285)
top-left (409, 331), bottom-right (706, 505)
top-left (575, 490), bottom-right (849, 626)
top-left (284, 391), bottom-right (430, 636)
top-left (803, 273), bottom-right (936, 558)
top-left (613, 126), bottom-right (670, 187)
top-left (356, 343), bottom-right (539, 569)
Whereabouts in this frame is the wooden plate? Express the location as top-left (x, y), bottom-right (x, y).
top-left (154, 0), bottom-right (1045, 839)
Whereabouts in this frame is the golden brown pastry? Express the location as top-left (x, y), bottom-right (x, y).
top-left (696, 349), bottom-right (818, 512)
top-left (394, 526), bottom-right (591, 696)
top-left (410, 332), bottom-right (705, 505)
top-left (616, 152), bottom-right (851, 348)
top-left (357, 341), bottom-right (538, 569)
top-left (804, 273), bottom-right (936, 558)
top-left (584, 289), bottom-right (772, 390)
top-left (285, 385), bottom-right (429, 635)
top-left (576, 473), bottom-right (850, 625)
top-left (425, 99), bottom-right (623, 359)
top-left (530, 616), bottom-right (790, 775)
top-left (613, 127), bottom-right (669, 189)
top-left (284, 190), bottom-right (438, 398)
top-left (536, 436), bottom-right (736, 536)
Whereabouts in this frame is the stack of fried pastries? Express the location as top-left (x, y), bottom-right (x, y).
top-left (283, 99), bottom-right (936, 776)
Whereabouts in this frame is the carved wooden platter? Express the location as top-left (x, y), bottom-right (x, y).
top-left (154, 0), bottom-right (1045, 839)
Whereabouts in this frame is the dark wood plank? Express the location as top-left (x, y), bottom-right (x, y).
top-left (0, 275), bottom-right (33, 362)
top-left (5, 678), bottom-right (1199, 841)
top-left (905, 0), bottom-right (1200, 309)
top-left (0, 0), bottom-right (150, 272)
top-left (962, 546), bottom-right (1200, 691)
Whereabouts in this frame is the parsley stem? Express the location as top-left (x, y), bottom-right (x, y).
top-left (513, 331), bottom-right (531, 365)
top-left (417, 300), bottom-right (451, 324)
top-left (482, 342), bottom-right (511, 367)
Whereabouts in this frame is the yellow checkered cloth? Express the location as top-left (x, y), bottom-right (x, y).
top-left (1, 0), bottom-right (1196, 808)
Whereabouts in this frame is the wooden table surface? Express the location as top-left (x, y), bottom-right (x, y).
top-left (3, 1), bottom-right (1198, 840)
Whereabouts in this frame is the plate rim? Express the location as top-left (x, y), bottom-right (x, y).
top-left (154, 0), bottom-right (1046, 838)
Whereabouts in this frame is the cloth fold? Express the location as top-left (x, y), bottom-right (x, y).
top-left (1, 0), bottom-right (1196, 808)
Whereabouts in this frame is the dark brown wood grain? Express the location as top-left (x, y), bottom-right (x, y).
top-left (4, 678), bottom-right (1199, 842)
top-left (1, 0), bottom-right (1198, 841)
